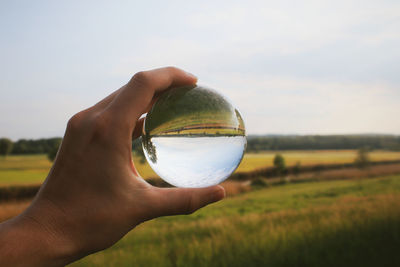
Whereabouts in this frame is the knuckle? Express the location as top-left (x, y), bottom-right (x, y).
top-left (93, 113), bottom-right (109, 131)
top-left (165, 66), bottom-right (179, 73)
top-left (66, 112), bottom-right (86, 133)
top-left (131, 71), bottom-right (151, 87)
top-left (66, 110), bottom-right (112, 143)
top-left (90, 113), bottom-right (112, 140)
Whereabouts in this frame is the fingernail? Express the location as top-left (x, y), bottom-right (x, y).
top-left (185, 71), bottom-right (197, 79)
top-left (211, 186), bottom-right (225, 202)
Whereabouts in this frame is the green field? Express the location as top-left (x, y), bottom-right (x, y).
top-left (69, 175), bottom-right (400, 266)
top-left (1, 152), bottom-right (400, 266)
top-left (1, 150), bottom-right (400, 185)
top-left (236, 150), bottom-right (400, 173)
top-left (0, 155), bottom-right (52, 185)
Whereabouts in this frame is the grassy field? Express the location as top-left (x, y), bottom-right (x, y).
top-left (66, 175), bottom-right (400, 267)
top-left (1, 152), bottom-right (399, 266)
top-left (0, 155), bottom-right (53, 185)
top-left (236, 150), bottom-right (400, 172)
top-left (1, 150), bottom-right (400, 185)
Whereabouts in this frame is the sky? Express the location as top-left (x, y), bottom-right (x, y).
top-left (1, 0), bottom-right (399, 140)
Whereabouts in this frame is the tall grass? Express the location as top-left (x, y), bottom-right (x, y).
top-left (71, 175), bottom-right (400, 267)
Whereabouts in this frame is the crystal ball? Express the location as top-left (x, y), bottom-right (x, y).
top-left (142, 85), bottom-right (246, 188)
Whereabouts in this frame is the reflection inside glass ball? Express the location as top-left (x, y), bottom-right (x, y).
top-left (142, 85), bottom-right (246, 188)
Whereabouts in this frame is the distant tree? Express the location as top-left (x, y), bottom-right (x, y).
top-left (273, 154), bottom-right (286, 176)
top-left (251, 177), bottom-right (268, 187)
top-left (0, 138), bottom-right (13, 158)
top-left (47, 139), bottom-right (62, 162)
top-left (293, 161), bottom-right (301, 177)
top-left (354, 147), bottom-right (370, 169)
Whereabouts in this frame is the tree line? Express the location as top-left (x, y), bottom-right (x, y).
top-left (1, 134), bottom-right (400, 158)
top-left (246, 135), bottom-right (400, 151)
top-left (0, 138), bottom-right (62, 158)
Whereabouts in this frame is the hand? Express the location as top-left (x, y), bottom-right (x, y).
top-left (0, 67), bottom-right (225, 266)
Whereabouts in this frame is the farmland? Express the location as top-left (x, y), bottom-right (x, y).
top-left (1, 150), bottom-right (400, 185)
top-left (68, 175), bottom-right (400, 267)
top-left (1, 173), bottom-right (399, 266)
top-left (0, 154), bottom-right (53, 185)
top-left (1, 151), bottom-right (400, 266)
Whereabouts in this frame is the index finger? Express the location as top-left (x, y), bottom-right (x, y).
top-left (105, 66), bottom-right (197, 135)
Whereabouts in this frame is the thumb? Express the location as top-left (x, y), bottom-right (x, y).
top-left (151, 185), bottom-right (225, 217)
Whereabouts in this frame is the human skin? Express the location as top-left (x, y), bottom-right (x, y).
top-left (0, 67), bottom-right (226, 266)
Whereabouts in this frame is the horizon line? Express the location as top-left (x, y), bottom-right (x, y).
top-left (3, 132), bottom-right (400, 142)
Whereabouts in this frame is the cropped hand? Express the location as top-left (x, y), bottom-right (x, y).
top-left (0, 67), bottom-right (225, 266)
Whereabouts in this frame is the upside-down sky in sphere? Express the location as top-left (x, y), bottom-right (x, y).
top-left (0, 0), bottom-right (399, 139)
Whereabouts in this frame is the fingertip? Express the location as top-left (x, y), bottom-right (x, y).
top-left (217, 185), bottom-right (226, 199)
top-left (184, 71), bottom-right (198, 82)
top-left (208, 185), bottom-right (226, 203)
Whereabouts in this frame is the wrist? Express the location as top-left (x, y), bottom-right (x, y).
top-left (0, 203), bottom-right (79, 266)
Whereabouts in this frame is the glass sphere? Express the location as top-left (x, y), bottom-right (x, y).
top-left (142, 85), bottom-right (246, 188)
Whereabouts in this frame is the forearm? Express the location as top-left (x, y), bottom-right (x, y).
top-left (0, 213), bottom-right (73, 267)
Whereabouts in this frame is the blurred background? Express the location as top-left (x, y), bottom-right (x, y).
top-left (1, 0), bottom-right (400, 266)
